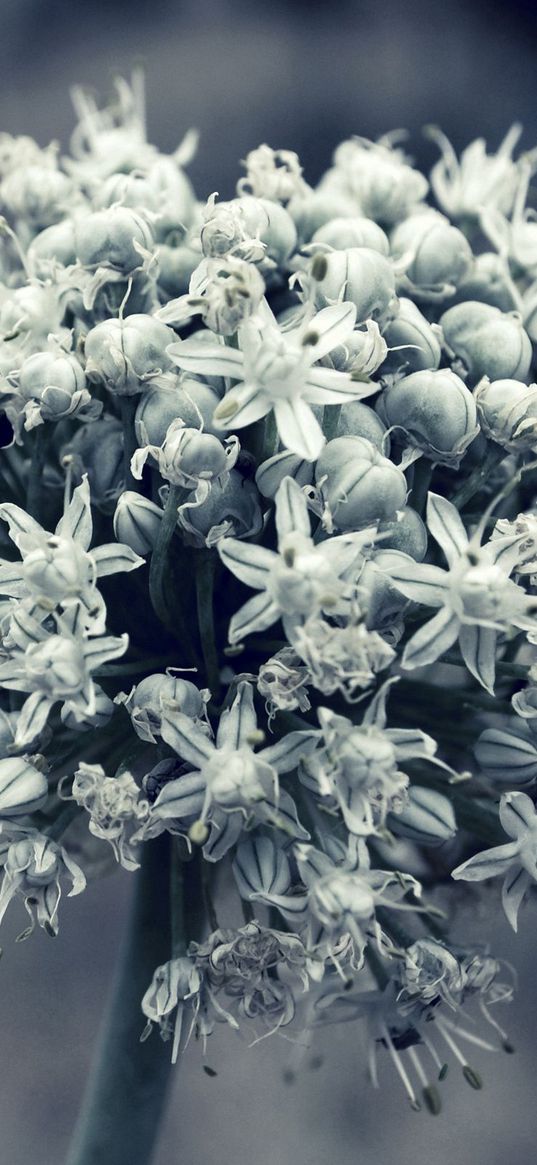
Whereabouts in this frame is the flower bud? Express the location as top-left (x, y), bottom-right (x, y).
top-left (62, 416), bottom-right (124, 513)
top-left (286, 189), bottom-right (357, 244)
top-left (74, 207), bottom-right (155, 273)
top-left (389, 785), bottom-right (456, 845)
top-left (85, 314), bottom-right (176, 396)
top-left (329, 320), bottom-right (388, 380)
top-left (391, 210), bottom-right (472, 298)
top-left (135, 421), bottom-right (238, 488)
top-left (27, 219), bottom-right (77, 276)
top-left (445, 252), bottom-right (519, 313)
top-left (312, 216), bottom-right (390, 254)
top-left (474, 377), bottom-right (537, 451)
top-left (156, 242), bottom-right (200, 298)
top-left (475, 726), bottom-right (537, 787)
top-left (335, 400), bottom-right (389, 451)
top-left (309, 246), bottom-right (396, 324)
top-left (0, 756), bottom-right (48, 816)
top-left (121, 672), bottom-right (208, 743)
top-left (18, 349), bottom-right (86, 400)
top-left (440, 302), bottom-right (532, 384)
top-left (376, 505), bottom-right (428, 561)
top-left (316, 435), bottom-right (407, 530)
top-left (377, 369), bottom-right (479, 466)
top-left (26, 636), bottom-right (86, 697)
top-left (381, 297), bottom-right (442, 374)
top-left (135, 378), bottom-right (221, 446)
top-left (319, 137), bottom-right (428, 225)
top-left (255, 451), bottom-right (314, 499)
top-left (201, 194), bottom-right (297, 268)
top-left (113, 491), bottom-right (163, 555)
top-left (1, 165), bottom-right (74, 232)
top-left (177, 470), bottom-right (263, 547)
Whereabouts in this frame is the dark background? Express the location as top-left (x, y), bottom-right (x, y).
top-left (1, 2), bottom-right (537, 1162)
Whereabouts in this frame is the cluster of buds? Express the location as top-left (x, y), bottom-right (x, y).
top-left (2, 74), bottom-right (537, 1121)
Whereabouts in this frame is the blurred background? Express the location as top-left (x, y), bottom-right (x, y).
top-left (1, 0), bottom-right (537, 1162)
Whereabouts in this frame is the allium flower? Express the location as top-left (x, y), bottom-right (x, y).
top-left (237, 144), bottom-right (309, 203)
top-left (291, 615), bottom-right (395, 701)
top-left (0, 824), bottom-right (85, 938)
top-left (69, 763), bottom-right (150, 871)
top-left (151, 679), bottom-right (317, 845)
top-left (0, 609), bottom-right (128, 747)
top-left (141, 956), bottom-right (201, 1062)
top-left (452, 790), bottom-right (537, 930)
top-left (0, 475), bottom-right (143, 633)
top-left (190, 921), bottom-right (311, 1035)
top-left (218, 475), bottom-right (372, 644)
top-left (386, 491), bottom-right (537, 692)
top-left (302, 679), bottom-right (455, 835)
top-left (168, 300), bottom-right (374, 461)
top-left (156, 255), bottom-right (266, 336)
top-left (426, 124), bottom-right (533, 220)
top-left (318, 135), bottom-right (428, 225)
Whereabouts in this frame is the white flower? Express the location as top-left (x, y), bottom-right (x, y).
top-left (452, 791), bottom-right (537, 931)
top-left (385, 491), bottom-right (537, 692)
top-left (0, 825), bottom-right (85, 938)
top-left (0, 608), bottom-right (128, 748)
top-left (318, 135), bottom-right (428, 225)
top-left (141, 956), bottom-right (201, 1062)
top-left (70, 763), bottom-right (150, 871)
top-left (151, 679), bottom-right (317, 843)
top-left (168, 300), bottom-right (377, 461)
top-left (218, 476), bottom-right (372, 645)
top-left (426, 124), bottom-right (533, 219)
top-left (0, 476), bottom-right (143, 633)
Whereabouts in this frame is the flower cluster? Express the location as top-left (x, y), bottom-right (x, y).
top-left (2, 75), bottom-right (537, 1119)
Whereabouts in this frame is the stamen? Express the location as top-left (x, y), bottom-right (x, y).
top-left (381, 1025), bottom-right (421, 1110)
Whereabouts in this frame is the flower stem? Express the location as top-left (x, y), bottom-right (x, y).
top-left (148, 485), bottom-right (200, 667)
top-left (451, 444), bottom-right (505, 510)
top-left (119, 396), bottom-right (139, 491)
top-left (26, 425), bottom-right (50, 522)
top-left (65, 836), bottom-right (175, 1165)
top-left (195, 550), bottom-right (221, 697)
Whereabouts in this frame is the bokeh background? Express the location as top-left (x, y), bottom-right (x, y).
top-left (1, 1), bottom-right (537, 1162)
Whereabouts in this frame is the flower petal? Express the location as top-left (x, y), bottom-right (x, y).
top-left (82, 633), bottom-right (129, 670)
top-left (152, 771), bottom-right (206, 820)
top-left (261, 729), bottom-right (320, 773)
top-left (305, 302), bottom-right (357, 361)
top-left (14, 691), bottom-right (53, 748)
top-left (387, 555), bottom-right (450, 607)
top-left (0, 503), bottom-right (45, 551)
top-left (402, 606), bottom-right (460, 670)
top-left (218, 538), bottom-right (276, 590)
top-left (426, 492), bottom-right (468, 567)
top-left (458, 623), bottom-right (497, 694)
top-left (213, 383), bottom-right (270, 430)
top-left (501, 864), bottom-right (531, 932)
top-left (160, 709), bottom-right (215, 769)
top-left (452, 840), bottom-right (521, 881)
top-left (92, 543), bottom-right (145, 577)
top-left (167, 339), bottom-right (244, 379)
top-left (275, 475), bottom-right (311, 542)
top-left (228, 591), bottom-right (281, 644)
top-left (499, 790), bottom-right (537, 839)
top-left (273, 398), bottom-right (325, 461)
top-left (216, 680), bottom-right (257, 750)
top-left (56, 476), bottom-right (93, 549)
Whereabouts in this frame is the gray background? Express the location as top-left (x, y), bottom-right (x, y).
top-left (1, 1), bottom-right (537, 1161)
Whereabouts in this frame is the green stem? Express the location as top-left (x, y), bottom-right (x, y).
top-left (148, 484), bottom-right (192, 654)
top-left (195, 550), bottom-right (221, 696)
top-left (409, 458), bottom-right (433, 517)
top-left (26, 425), bottom-right (50, 522)
top-left (65, 836), bottom-right (174, 1165)
top-left (451, 444), bottom-right (505, 510)
top-left (119, 396), bottom-right (139, 491)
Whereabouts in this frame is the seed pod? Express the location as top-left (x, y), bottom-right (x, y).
top-left (475, 726), bottom-right (537, 787)
top-left (113, 491), bottom-right (163, 556)
top-left (382, 297), bottom-right (442, 374)
top-left (85, 314), bottom-right (176, 396)
top-left (316, 435), bottom-right (407, 530)
top-left (310, 246), bottom-right (396, 324)
top-left (440, 301), bottom-right (532, 383)
top-left (391, 210), bottom-right (472, 299)
top-left (389, 785), bottom-right (456, 845)
top-left (312, 216), bottom-right (390, 254)
top-left (474, 376), bottom-right (537, 451)
top-left (377, 369), bottom-right (479, 466)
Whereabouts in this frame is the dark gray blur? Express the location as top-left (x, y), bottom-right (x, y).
top-left (1, 2), bottom-right (537, 1162)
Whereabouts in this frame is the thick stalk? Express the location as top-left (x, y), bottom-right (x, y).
top-left (26, 425), bottom-right (50, 522)
top-left (65, 836), bottom-right (174, 1165)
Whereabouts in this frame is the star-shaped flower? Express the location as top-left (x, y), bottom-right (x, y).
top-left (218, 475), bottom-right (372, 645)
top-left (385, 491), bottom-right (537, 693)
top-left (168, 299), bottom-right (377, 461)
top-left (452, 790), bottom-right (537, 931)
